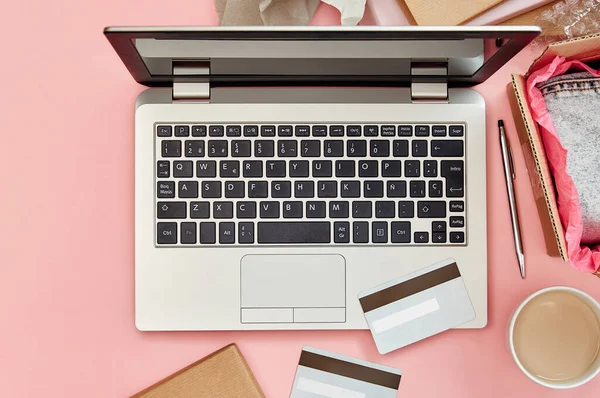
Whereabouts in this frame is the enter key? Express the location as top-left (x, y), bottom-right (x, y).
top-left (441, 160), bottom-right (464, 198)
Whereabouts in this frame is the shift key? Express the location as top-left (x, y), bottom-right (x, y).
top-left (441, 160), bottom-right (464, 198)
top-left (157, 202), bottom-right (187, 218)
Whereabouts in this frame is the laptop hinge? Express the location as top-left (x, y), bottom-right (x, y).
top-left (172, 63), bottom-right (210, 101)
top-left (410, 62), bottom-right (448, 102)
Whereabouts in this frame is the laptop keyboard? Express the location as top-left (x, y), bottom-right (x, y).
top-left (155, 123), bottom-right (466, 246)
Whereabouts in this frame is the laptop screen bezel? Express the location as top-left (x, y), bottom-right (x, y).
top-left (104, 26), bottom-right (540, 87)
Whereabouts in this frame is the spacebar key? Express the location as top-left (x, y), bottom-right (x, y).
top-left (258, 222), bottom-right (331, 244)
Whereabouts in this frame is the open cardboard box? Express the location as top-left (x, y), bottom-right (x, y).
top-left (507, 33), bottom-right (600, 277)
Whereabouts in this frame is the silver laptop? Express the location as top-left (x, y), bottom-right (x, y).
top-left (104, 26), bottom-right (539, 331)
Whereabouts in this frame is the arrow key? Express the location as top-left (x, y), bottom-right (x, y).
top-left (432, 232), bottom-right (446, 243)
top-left (432, 221), bottom-right (446, 232)
top-left (414, 231), bottom-right (429, 243)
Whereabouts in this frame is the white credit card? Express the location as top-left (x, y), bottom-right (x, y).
top-left (289, 346), bottom-right (402, 398)
top-left (358, 258), bottom-right (475, 354)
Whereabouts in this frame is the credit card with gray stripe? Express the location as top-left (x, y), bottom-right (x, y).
top-left (358, 258), bottom-right (475, 354)
top-left (290, 346), bottom-right (402, 398)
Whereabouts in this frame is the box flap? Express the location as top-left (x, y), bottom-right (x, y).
top-left (527, 33), bottom-right (600, 76)
top-left (131, 344), bottom-right (265, 398)
top-left (507, 74), bottom-right (568, 261)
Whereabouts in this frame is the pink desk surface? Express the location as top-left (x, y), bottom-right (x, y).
top-left (1, 1), bottom-right (599, 396)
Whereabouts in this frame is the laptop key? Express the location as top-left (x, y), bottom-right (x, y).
top-left (219, 222), bottom-right (235, 244)
top-left (450, 216), bottom-right (465, 228)
top-left (255, 140), bottom-right (274, 157)
top-left (157, 181), bottom-right (175, 198)
top-left (231, 140), bottom-right (251, 157)
top-left (295, 125), bottom-right (310, 137)
top-left (358, 160), bottom-right (378, 177)
top-left (387, 180), bottom-right (407, 198)
top-left (278, 140), bottom-right (298, 157)
top-left (372, 222), bottom-right (388, 243)
top-left (431, 140), bottom-right (464, 157)
top-left (353, 221), bottom-right (369, 243)
top-left (432, 125), bottom-right (447, 136)
top-left (301, 140), bottom-right (321, 157)
top-left (157, 125), bottom-right (172, 137)
top-left (381, 125), bottom-right (396, 137)
top-left (347, 125), bottom-right (362, 136)
top-left (266, 161), bottom-right (286, 177)
top-left (209, 125), bottom-right (224, 137)
top-left (404, 160), bottom-right (420, 177)
top-left (352, 201), bottom-right (372, 218)
top-left (370, 140), bottom-right (389, 157)
top-left (157, 202), bottom-right (186, 219)
top-left (336, 160), bottom-right (355, 177)
top-left (294, 181), bottom-right (314, 198)
top-left (347, 140), bottom-right (367, 157)
top-left (391, 222), bottom-right (411, 243)
top-left (185, 140), bottom-right (205, 157)
top-left (341, 181), bottom-right (360, 198)
top-left (180, 222), bottom-right (197, 244)
top-left (225, 181), bottom-right (245, 198)
top-left (208, 140), bottom-right (228, 157)
top-left (412, 140), bottom-right (428, 157)
top-left (312, 125), bottom-right (327, 137)
top-left (317, 181), bottom-right (337, 198)
top-left (260, 201), bottom-right (280, 218)
top-left (220, 161), bottom-right (239, 178)
top-left (415, 125), bottom-right (430, 136)
top-left (450, 231), bottom-right (465, 243)
top-left (175, 126), bottom-right (190, 137)
top-left (433, 232), bottom-right (447, 243)
top-left (190, 202), bottom-right (210, 219)
top-left (329, 201), bottom-right (349, 218)
top-left (432, 221), bottom-right (447, 232)
top-left (429, 180), bottom-right (443, 198)
top-left (376, 201), bottom-right (395, 218)
top-left (330, 125), bottom-right (344, 136)
top-left (243, 161), bottom-right (262, 178)
top-left (157, 161), bottom-right (170, 178)
top-left (382, 160), bottom-right (401, 177)
top-left (226, 125), bottom-right (241, 137)
top-left (196, 161), bottom-right (216, 177)
top-left (324, 140), bottom-right (344, 157)
top-left (312, 160), bottom-right (332, 177)
top-left (283, 201), bottom-right (303, 218)
top-left (200, 222), bottom-right (216, 244)
top-left (306, 201), bottom-right (327, 218)
top-left (393, 140), bottom-right (409, 157)
top-left (192, 125), bottom-right (207, 137)
top-left (237, 202), bottom-right (256, 219)
top-left (243, 125), bottom-right (259, 137)
top-left (398, 201), bottom-right (414, 218)
top-left (441, 160), bottom-right (464, 197)
top-left (238, 222), bottom-right (255, 244)
top-left (257, 222), bottom-right (331, 243)
top-left (162, 140), bottom-right (182, 157)
top-left (289, 160), bottom-right (309, 177)
top-left (410, 181), bottom-right (426, 198)
top-left (334, 222), bottom-right (350, 243)
top-left (272, 181), bottom-right (291, 198)
top-left (157, 222), bottom-right (177, 244)
top-left (449, 125), bottom-right (464, 137)
top-left (450, 201), bottom-right (465, 212)
top-left (364, 181), bottom-right (384, 198)
top-left (414, 231), bottom-right (429, 243)
top-left (398, 125), bottom-right (413, 136)
top-left (424, 160), bottom-right (438, 177)
top-left (417, 201), bottom-right (446, 218)
top-left (173, 160), bottom-right (193, 177)
top-left (178, 181), bottom-right (198, 198)
top-left (278, 125), bottom-right (293, 137)
top-left (201, 181), bottom-right (221, 198)
top-left (261, 125), bottom-right (276, 137)
top-left (364, 125), bottom-right (379, 136)
top-left (214, 202), bottom-right (234, 219)
top-left (248, 181), bottom-right (268, 198)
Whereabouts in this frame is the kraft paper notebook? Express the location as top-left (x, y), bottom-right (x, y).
top-left (403, 0), bottom-right (505, 25)
top-left (131, 344), bottom-right (265, 398)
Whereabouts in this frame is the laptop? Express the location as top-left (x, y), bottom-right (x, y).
top-left (104, 26), bottom-right (539, 331)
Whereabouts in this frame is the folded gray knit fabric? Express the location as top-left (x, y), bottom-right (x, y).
top-left (538, 72), bottom-right (600, 245)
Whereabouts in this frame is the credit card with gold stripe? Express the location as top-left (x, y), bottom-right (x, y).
top-left (290, 346), bottom-right (402, 398)
top-left (358, 258), bottom-right (475, 354)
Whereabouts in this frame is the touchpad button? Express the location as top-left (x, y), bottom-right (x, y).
top-left (241, 254), bottom-right (346, 323)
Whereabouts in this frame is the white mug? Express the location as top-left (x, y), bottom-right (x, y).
top-left (508, 286), bottom-right (600, 389)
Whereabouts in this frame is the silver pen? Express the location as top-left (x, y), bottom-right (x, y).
top-left (498, 120), bottom-right (525, 278)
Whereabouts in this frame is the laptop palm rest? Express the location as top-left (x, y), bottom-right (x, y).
top-left (241, 254), bottom-right (346, 324)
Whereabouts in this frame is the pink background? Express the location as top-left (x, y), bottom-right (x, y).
top-left (1, 0), bottom-right (599, 396)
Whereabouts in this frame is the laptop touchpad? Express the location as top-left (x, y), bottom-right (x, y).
top-left (241, 254), bottom-right (346, 323)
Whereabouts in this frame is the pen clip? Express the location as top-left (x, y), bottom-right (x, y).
top-left (508, 147), bottom-right (515, 179)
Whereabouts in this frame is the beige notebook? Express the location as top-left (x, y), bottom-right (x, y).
top-left (131, 344), bottom-right (265, 398)
top-left (403, 0), bottom-right (505, 25)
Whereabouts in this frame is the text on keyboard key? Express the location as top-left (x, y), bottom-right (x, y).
top-left (391, 222), bottom-right (411, 243)
top-left (441, 160), bottom-right (464, 197)
top-left (157, 222), bottom-right (177, 244)
top-left (157, 202), bottom-right (186, 219)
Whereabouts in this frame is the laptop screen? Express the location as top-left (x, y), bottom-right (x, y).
top-left (104, 27), bottom-right (539, 87)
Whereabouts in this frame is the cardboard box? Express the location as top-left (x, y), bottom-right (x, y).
top-left (507, 33), bottom-right (600, 277)
top-left (131, 344), bottom-right (265, 398)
